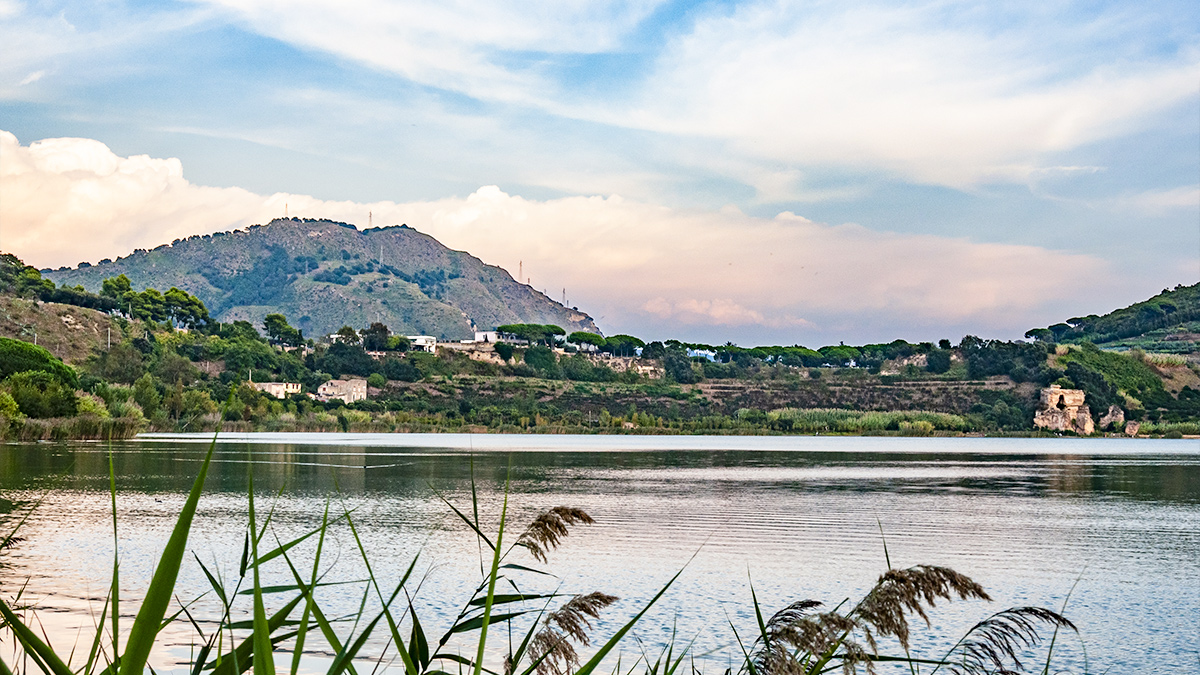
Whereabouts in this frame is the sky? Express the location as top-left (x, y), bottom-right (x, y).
top-left (0, 0), bottom-right (1197, 346)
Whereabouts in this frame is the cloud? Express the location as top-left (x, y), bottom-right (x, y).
top-left (624, 1), bottom-right (1200, 189)
top-left (198, 0), bottom-right (665, 103)
top-left (0, 131), bottom-right (1115, 343)
top-left (179, 0), bottom-right (1200, 193)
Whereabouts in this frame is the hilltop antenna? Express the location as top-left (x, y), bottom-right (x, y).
top-left (369, 210), bottom-right (372, 228)
top-left (562, 288), bottom-right (566, 305)
top-left (285, 203), bottom-right (288, 218)
top-left (518, 260), bottom-right (523, 283)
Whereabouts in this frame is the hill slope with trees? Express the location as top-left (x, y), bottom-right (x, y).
top-left (1025, 282), bottom-right (1200, 353)
top-left (45, 218), bottom-right (599, 340)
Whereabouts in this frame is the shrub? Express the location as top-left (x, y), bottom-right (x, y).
top-left (0, 337), bottom-right (78, 387)
top-left (367, 372), bottom-right (387, 388)
top-left (3, 371), bottom-right (78, 418)
top-left (0, 391), bottom-right (23, 420)
top-left (76, 392), bottom-right (112, 418)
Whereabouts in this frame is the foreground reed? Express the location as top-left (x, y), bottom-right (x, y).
top-left (0, 427), bottom-right (1078, 674)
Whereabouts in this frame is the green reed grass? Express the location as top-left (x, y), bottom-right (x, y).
top-left (768, 408), bottom-right (968, 433)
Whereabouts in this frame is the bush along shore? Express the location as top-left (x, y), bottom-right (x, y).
top-left (0, 424), bottom-right (1082, 674)
top-left (2, 252), bottom-right (1198, 440)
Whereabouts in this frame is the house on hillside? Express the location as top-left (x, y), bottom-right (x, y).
top-left (250, 381), bottom-right (302, 399)
top-left (473, 331), bottom-right (499, 343)
top-left (315, 378), bottom-right (367, 404)
top-left (407, 335), bottom-right (437, 353)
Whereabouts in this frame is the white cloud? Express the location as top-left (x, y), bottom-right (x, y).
top-left (0, 131), bottom-right (1116, 343)
top-left (1110, 186), bottom-right (1200, 215)
top-left (199, 0), bottom-right (666, 103)
top-left (181, 0), bottom-right (1200, 193)
top-left (623, 1), bottom-right (1200, 189)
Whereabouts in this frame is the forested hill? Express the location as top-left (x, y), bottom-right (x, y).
top-left (1025, 282), bottom-right (1200, 352)
top-left (46, 218), bottom-right (599, 340)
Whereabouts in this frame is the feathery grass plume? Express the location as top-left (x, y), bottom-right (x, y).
top-left (516, 507), bottom-right (595, 563)
top-left (527, 592), bottom-right (618, 675)
top-left (941, 607), bottom-right (1076, 675)
top-left (853, 565), bottom-right (990, 651)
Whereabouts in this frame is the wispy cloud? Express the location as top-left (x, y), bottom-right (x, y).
top-left (1, 130), bottom-right (1118, 344)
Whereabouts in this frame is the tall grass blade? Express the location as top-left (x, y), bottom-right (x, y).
top-left (0, 600), bottom-right (74, 675)
top-left (248, 465), bottom-right (277, 675)
top-left (108, 447), bottom-right (121, 673)
top-left (117, 420), bottom-right (221, 675)
top-left (472, 473), bottom-right (510, 675)
top-left (289, 503), bottom-right (328, 675)
top-left (207, 595), bottom-right (304, 675)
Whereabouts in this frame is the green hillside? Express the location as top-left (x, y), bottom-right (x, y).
top-left (1025, 282), bottom-right (1200, 353)
top-left (46, 218), bottom-right (599, 340)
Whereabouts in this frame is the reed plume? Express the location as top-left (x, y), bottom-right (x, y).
top-left (526, 592), bottom-right (618, 675)
top-left (944, 607), bottom-right (1076, 675)
top-left (515, 507), bottom-right (595, 562)
top-left (852, 565), bottom-right (990, 651)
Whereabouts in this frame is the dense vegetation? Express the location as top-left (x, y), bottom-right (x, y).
top-left (3, 251), bottom-right (1197, 439)
top-left (1025, 282), bottom-right (1199, 350)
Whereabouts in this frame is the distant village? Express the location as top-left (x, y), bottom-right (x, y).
top-left (249, 327), bottom-right (664, 404)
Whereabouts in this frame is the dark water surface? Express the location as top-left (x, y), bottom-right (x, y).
top-left (1, 434), bottom-right (1197, 673)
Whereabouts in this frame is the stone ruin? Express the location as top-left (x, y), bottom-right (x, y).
top-left (1033, 385), bottom-right (1094, 435)
top-left (1098, 405), bottom-right (1126, 431)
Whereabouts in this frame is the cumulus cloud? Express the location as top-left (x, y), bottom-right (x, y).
top-left (0, 131), bottom-right (1115, 343)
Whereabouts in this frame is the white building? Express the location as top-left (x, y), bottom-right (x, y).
top-left (473, 331), bottom-right (499, 343)
top-left (407, 335), bottom-right (437, 353)
top-left (250, 381), bottom-right (302, 399)
top-left (316, 378), bottom-right (367, 404)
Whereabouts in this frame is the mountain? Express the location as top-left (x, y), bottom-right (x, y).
top-left (1025, 282), bottom-right (1199, 353)
top-left (46, 218), bottom-right (599, 340)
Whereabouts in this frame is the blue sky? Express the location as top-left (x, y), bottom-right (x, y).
top-left (1, 0), bottom-right (1197, 345)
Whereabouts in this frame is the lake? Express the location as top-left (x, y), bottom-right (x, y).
top-left (1, 434), bottom-right (1197, 673)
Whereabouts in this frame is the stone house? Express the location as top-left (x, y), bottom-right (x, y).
top-left (250, 381), bottom-right (302, 399)
top-left (316, 378), bottom-right (367, 404)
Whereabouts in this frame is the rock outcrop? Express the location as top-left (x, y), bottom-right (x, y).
top-left (1034, 385), bottom-right (1094, 435)
top-left (1098, 405), bottom-right (1126, 431)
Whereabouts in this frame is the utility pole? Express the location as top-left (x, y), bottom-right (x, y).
top-left (107, 327), bottom-right (111, 349)
top-left (249, 368), bottom-right (253, 383)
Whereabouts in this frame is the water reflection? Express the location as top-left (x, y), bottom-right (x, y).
top-left (1, 436), bottom-right (1198, 674)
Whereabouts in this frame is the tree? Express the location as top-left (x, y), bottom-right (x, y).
top-left (641, 341), bottom-right (666, 360)
top-left (96, 343), bottom-right (146, 384)
top-left (494, 342), bottom-right (514, 362)
top-left (568, 331), bottom-right (606, 348)
top-left (498, 324), bottom-right (566, 346)
top-left (603, 335), bottom-right (645, 357)
top-left (663, 350), bottom-right (696, 383)
top-left (523, 346), bottom-right (560, 377)
top-left (361, 322), bottom-right (391, 351)
top-left (335, 325), bottom-right (361, 345)
top-left (101, 274), bottom-right (132, 298)
top-left (264, 313), bottom-right (303, 346)
top-left (926, 349), bottom-right (952, 374)
top-left (367, 373), bottom-right (387, 388)
top-left (132, 373), bottom-right (161, 417)
top-left (164, 287), bottom-right (210, 328)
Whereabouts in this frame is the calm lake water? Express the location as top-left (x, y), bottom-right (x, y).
top-left (1, 434), bottom-right (1198, 673)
